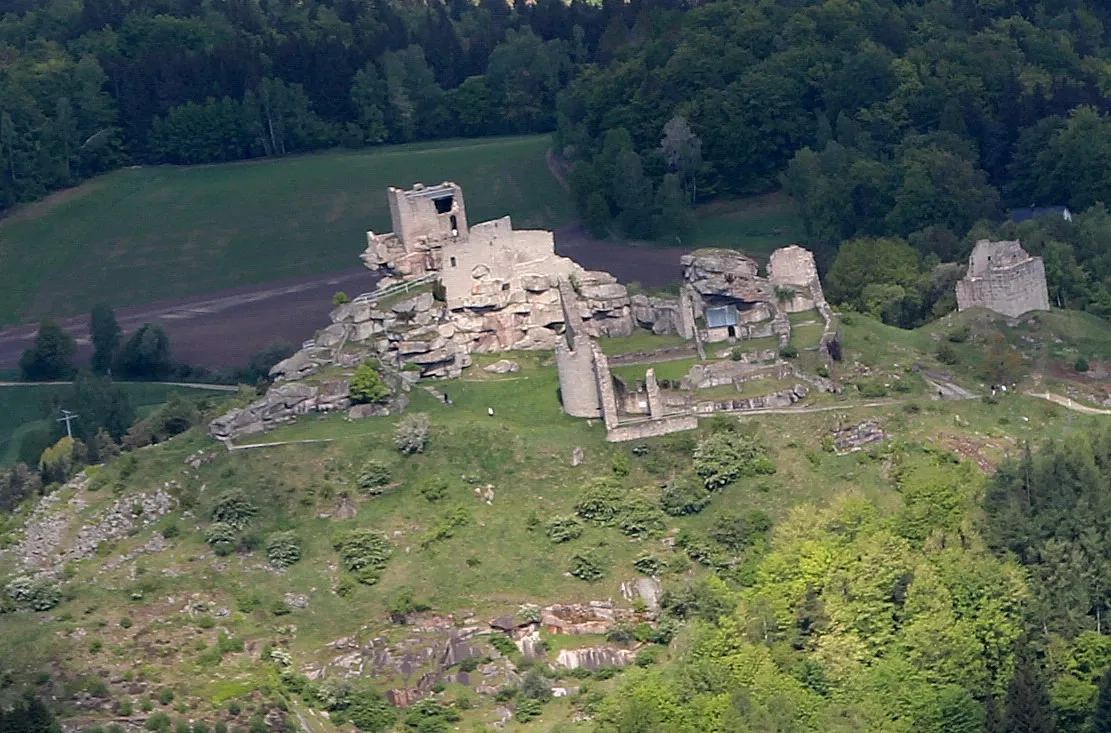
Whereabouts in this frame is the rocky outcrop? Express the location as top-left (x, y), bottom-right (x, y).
top-left (682, 249), bottom-right (773, 303)
top-left (540, 602), bottom-right (624, 635)
top-left (833, 420), bottom-right (887, 454)
top-left (555, 646), bottom-right (637, 670)
top-left (209, 379), bottom-right (354, 441)
top-left (483, 359), bottom-right (520, 374)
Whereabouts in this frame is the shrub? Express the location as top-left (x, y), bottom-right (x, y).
top-left (617, 498), bottom-right (665, 539)
top-left (118, 700), bottom-right (133, 716)
top-left (635, 647), bottom-right (662, 666)
top-left (419, 478), bottom-right (448, 502)
top-left (1076, 357), bottom-right (1090, 372)
top-left (521, 669), bottom-right (551, 701)
top-left (160, 523), bottom-right (180, 539)
top-left (489, 633), bottom-right (518, 657)
top-left (709, 510), bottom-right (773, 552)
top-left (266, 531), bottom-right (302, 568)
top-left (356, 460), bottom-right (392, 494)
top-left (346, 691), bottom-right (396, 732)
top-left (333, 291), bottom-right (350, 306)
top-left (349, 363), bottom-right (390, 404)
top-left (393, 413), bottom-right (431, 455)
top-left (146, 712), bottom-right (171, 731)
top-left (459, 657), bottom-right (479, 673)
top-left (660, 476), bottom-right (712, 516)
top-left (5, 575), bottom-right (61, 611)
top-left (692, 433), bottom-right (776, 490)
top-left (611, 453), bottom-right (631, 478)
top-left (633, 553), bottom-right (668, 576)
top-left (158, 687), bottom-right (175, 705)
top-left (204, 522), bottom-right (237, 556)
top-left (545, 515), bottom-right (584, 543)
top-left (936, 343), bottom-right (959, 365)
top-left (210, 489), bottom-right (257, 529)
top-left (947, 325), bottom-right (970, 343)
top-left (419, 507), bottom-right (470, 548)
top-left (569, 550), bottom-right (605, 582)
top-left (332, 529), bottom-right (392, 585)
top-left (574, 478), bottom-right (626, 526)
top-left (779, 345), bottom-right (798, 359)
top-left (514, 697), bottom-right (544, 723)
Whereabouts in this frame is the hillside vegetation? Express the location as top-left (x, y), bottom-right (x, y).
top-left (2, 310), bottom-right (1111, 731)
top-left (0, 136), bottom-right (570, 326)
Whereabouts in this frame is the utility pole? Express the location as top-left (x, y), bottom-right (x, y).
top-left (57, 409), bottom-right (79, 439)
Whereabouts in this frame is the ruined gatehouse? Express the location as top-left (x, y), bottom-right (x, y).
top-left (955, 239), bottom-right (1050, 318)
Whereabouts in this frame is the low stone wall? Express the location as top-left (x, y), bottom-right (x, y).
top-left (605, 415), bottom-right (699, 442)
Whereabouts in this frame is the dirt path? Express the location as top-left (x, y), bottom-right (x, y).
top-left (0, 381), bottom-right (238, 391)
top-left (1027, 391), bottom-right (1111, 415)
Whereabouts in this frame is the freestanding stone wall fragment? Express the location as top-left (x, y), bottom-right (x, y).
top-left (956, 239), bottom-right (1050, 318)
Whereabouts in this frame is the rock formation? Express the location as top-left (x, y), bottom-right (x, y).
top-left (956, 239), bottom-right (1050, 318)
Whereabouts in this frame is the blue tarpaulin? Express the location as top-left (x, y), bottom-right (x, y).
top-left (706, 305), bottom-right (738, 328)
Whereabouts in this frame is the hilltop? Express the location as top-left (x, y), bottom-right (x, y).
top-left (1, 306), bottom-right (1109, 731)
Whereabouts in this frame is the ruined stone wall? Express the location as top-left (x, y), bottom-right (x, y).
top-left (555, 279), bottom-right (602, 418)
top-left (645, 369), bottom-right (663, 418)
top-left (590, 341), bottom-right (620, 430)
top-left (440, 219), bottom-right (577, 311)
top-left (605, 416), bottom-right (698, 442)
top-left (956, 239), bottom-right (1050, 318)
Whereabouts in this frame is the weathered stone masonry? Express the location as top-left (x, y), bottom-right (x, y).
top-left (956, 239), bottom-right (1051, 318)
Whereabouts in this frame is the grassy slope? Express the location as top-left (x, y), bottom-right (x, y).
top-left (0, 384), bottom-right (218, 465)
top-left (0, 136), bottom-right (572, 326)
top-left (4, 310), bottom-right (1111, 729)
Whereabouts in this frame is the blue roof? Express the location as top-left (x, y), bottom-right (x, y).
top-left (1010, 206), bottom-right (1070, 223)
top-left (706, 305), bottom-right (738, 329)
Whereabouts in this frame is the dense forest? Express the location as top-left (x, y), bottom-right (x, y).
top-left (594, 425), bottom-right (1111, 733)
top-left (5, 0), bottom-right (1111, 324)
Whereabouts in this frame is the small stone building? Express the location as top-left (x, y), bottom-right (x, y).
top-left (955, 239), bottom-right (1050, 318)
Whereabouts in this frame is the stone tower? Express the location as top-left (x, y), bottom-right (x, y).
top-left (387, 181), bottom-right (469, 247)
top-left (956, 239), bottom-right (1050, 318)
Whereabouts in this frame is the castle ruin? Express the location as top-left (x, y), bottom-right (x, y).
top-left (211, 182), bottom-right (834, 442)
top-left (955, 239), bottom-right (1050, 318)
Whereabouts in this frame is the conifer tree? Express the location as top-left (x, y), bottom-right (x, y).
top-left (1093, 667), bottom-right (1111, 733)
top-left (1002, 642), bottom-right (1055, 733)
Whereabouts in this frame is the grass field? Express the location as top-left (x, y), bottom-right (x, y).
top-left (0, 136), bottom-right (572, 327)
top-left (680, 192), bottom-right (805, 257)
top-left (0, 383), bottom-right (218, 465)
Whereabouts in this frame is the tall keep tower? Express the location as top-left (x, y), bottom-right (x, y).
top-left (387, 182), bottom-right (469, 247)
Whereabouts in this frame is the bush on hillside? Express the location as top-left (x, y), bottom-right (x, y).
top-left (574, 478), bottom-right (626, 526)
top-left (709, 510), bottom-right (773, 552)
top-left (332, 529), bottom-right (392, 585)
top-left (660, 476), bottom-right (712, 516)
top-left (266, 531), bottom-right (302, 568)
top-left (204, 523), bottom-right (237, 556)
top-left (349, 363), bottom-right (390, 404)
top-left (211, 489), bottom-right (257, 529)
top-left (5, 575), bottom-right (62, 611)
top-left (545, 515), bottom-right (584, 543)
top-left (693, 432), bottom-right (776, 490)
top-left (569, 550), bottom-right (606, 582)
top-left (393, 413), bottom-right (431, 455)
top-left (356, 460), bottom-right (392, 494)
